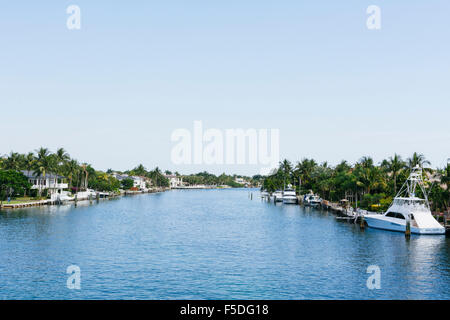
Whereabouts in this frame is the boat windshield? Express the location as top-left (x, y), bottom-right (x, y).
top-left (393, 198), bottom-right (426, 206)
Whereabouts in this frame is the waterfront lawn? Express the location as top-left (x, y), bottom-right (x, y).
top-left (3, 197), bottom-right (47, 204)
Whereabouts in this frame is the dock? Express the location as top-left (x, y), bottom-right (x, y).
top-left (0, 187), bottom-right (171, 210)
top-left (321, 200), bottom-right (347, 216)
top-left (443, 214), bottom-right (450, 236)
top-left (0, 200), bottom-right (50, 209)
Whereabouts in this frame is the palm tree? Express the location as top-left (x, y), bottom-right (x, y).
top-left (55, 148), bottom-right (70, 173)
top-left (149, 167), bottom-right (167, 187)
top-left (133, 164), bottom-right (147, 176)
top-left (359, 156), bottom-right (374, 169)
top-left (355, 156), bottom-right (376, 194)
top-left (279, 159), bottom-right (293, 188)
top-left (64, 159), bottom-right (80, 189)
top-left (442, 162), bottom-right (450, 187)
top-left (294, 158), bottom-right (317, 191)
top-left (383, 154), bottom-right (405, 194)
top-left (407, 152), bottom-right (431, 169)
top-left (80, 163), bottom-right (89, 190)
top-left (33, 148), bottom-right (54, 196)
top-left (24, 152), bottom-right (36, 172)
top-left (22, 153), bottom-right (36, 197)
top-left (3, 152), bottom-right (23, 171)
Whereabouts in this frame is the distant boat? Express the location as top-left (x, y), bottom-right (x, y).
top-left (273, 190), bottom-right (283, 202)
top-left (282, 185), bottom-right (297, 204)
top-left (261, 190), bottom-right (269, 198)
top-left (303, 192), bottom-right (321, 207)
top-left (51, 191), bottom-right (75, 202)
top-left (75, 189), bottom-right (97, 201)
top-left (364, 166), bottom-right (445, 235)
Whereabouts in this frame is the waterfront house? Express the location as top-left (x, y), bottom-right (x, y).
top-left (164, 174), bottom-right (183, 188)
top-left (234, 177), bottom-right (250, 187)
top-left (21, 170), bottom-right (68, 195)
top-left (112, 173), bottom-right (149, 191)
top-left (132, 176), bottom-right (148, 190)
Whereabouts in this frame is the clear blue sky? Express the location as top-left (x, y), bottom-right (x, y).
top-left (1, 1), bottom-right (449, 175)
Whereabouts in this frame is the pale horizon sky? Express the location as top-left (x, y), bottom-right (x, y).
top-left (1, 1), bottom-right (449, 175)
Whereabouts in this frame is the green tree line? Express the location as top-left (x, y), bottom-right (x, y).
top-left (262, 153), bottom-right (449, 212)
top-left (180, 171), bottom-right (258, 188)
top-left (0, 148), bottom-right (172, 198)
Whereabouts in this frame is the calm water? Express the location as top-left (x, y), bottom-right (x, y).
top-left (0, 188), bottom-right (449, 300)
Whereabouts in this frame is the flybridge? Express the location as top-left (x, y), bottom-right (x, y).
top-left (394, 166), bottom-right (431, 209)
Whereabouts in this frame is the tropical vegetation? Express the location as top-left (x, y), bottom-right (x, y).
top-left (0, 148), bottom-right (170, 200)
top-left (262, 153), bottom-right (449, 213)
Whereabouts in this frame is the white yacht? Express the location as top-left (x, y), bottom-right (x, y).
top-left (260, 190), bottom-right (269, 198)
top-left (51, 191), bottom-right (75, 202)
top-left (364, 166), bottom-right (445, 235)
top-left (303, 192), bottom-right (322, 207)
top-left (273, 190), bottom-right (283, 202)
top-left (282, 185), bottom-right (297, 204)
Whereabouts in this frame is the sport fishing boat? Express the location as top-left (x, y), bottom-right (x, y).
top-left (273, 190), bottom-right (283, 202)
top-left (364, 166), bottom-right (445, 235)
top-left (282, 185), bottom-right (297, 204)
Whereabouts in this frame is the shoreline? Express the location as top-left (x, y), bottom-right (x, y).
top-left (0, 187), bottom-right (170, 210)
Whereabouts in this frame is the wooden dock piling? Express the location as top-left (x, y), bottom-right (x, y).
top-left (405, 219), bottom-right (411, 239)
top-left (359, 215), bottom-right (365, 230)
top-left (444, 212), bottom-right (450, 236)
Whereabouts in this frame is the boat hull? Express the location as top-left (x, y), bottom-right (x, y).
top-left (283, 198), bottom-right (298, 204)
top-left (364, 215), bottom-right (445, 235)
top-left (304, 202), bottom-right (321, 207)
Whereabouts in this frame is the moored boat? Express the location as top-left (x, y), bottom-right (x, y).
top-left (364, 166), bottom-right (445, 235)
top-left (282, 185), bottom-right (297, 204)
top-left (273, 190), bottom-right (283, 202)
top-left (303, 192), bottom-right (322, 207)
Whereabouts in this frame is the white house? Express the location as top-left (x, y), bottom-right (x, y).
top-left (21, 170), bottom-right (68, 195)
top-left (112, 173), bottom-right (149, 191)
top-left (131, 176), bottom-right (148, 190)
top-left (235, 177), bottom-right (251, 187)
top-left (164, 174), bottom-right (183, 188)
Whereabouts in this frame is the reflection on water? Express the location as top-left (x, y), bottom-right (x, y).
top-left (0, 189), bottom-right (448, 300)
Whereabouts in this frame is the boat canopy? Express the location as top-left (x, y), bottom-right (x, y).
top-left (388, 166), bottom-right (431, 210)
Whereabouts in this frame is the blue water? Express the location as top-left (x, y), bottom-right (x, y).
top-left (0, 188), bottom-right (449, 300)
